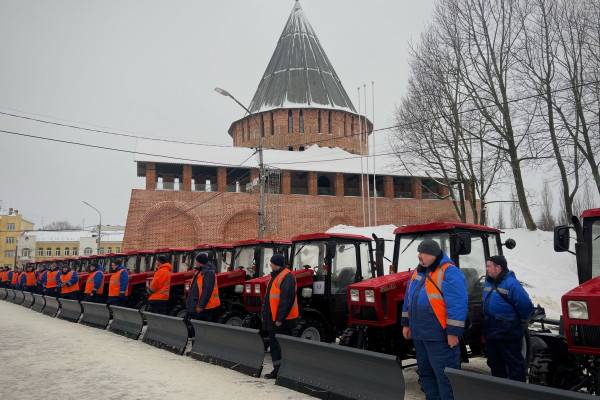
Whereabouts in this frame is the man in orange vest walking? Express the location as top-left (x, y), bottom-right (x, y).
top-left (401, 239), bottom-right (467, 400)
top-left (21, 264), bottom-right (37, 292)
top-left (147, 255), bottom-right (172, 314)
top-left (57, 263), bottom-right (80, 300)
top-left (186, 253), bottom-right (220, 321)
top-left (261, 254), bottom-right (298, 379)
top-left (44, 263), bottom-right (59, 297)
top-left (84, 262), bottom-right (105, 303)
top-left (107, 258), bottom-right (129, 306)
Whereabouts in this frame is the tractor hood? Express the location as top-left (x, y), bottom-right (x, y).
top-left (562, 276), bottom-right (600, 356)
top-left (350, 271), bottom-right (412, 291)
top-left (564, 276), bottom-right (600, 297)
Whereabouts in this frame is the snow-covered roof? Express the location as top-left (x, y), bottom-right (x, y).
top-left (134, 139), bottom-right (418, 177)
top-left (32, 230), bottom-right (92, 243)
top-left (101, 232), bottom-right (124, 242)
top-left (247, 1), bottom-right (356, 114)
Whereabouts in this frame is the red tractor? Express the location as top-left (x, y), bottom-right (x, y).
top-left (527, 208), bottom-right (600, 393)
top-left (340, 222), bottom-right (516, 360)
top-left (242, 233), bottom-right (375, 343)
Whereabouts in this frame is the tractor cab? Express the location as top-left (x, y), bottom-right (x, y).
top-left (343, 222), bottom-right (515, 358)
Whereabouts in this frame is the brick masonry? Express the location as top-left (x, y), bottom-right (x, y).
top-left (122, 188), bottom-right (472, 251)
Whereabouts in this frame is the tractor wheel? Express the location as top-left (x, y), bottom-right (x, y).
top-left (170, 305), bottom-right (187, 318)
top-left (292, 318), bottom-right (327, 342)
top-left (339, 327), bottom-right (359, 348)
top-left (529, 349), bottom-right (580, 390)
top-left (242, 314), bottom-right (262, 330)
top-left (218, 310), bottom-right (245, 326)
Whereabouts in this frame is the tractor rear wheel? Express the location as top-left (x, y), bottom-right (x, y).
top-left (292, 318), bottom-right (327, 342)
top-left (218, 310), bottom-right (245, 326)
top-left (339, 327), bottom-right (359, 348)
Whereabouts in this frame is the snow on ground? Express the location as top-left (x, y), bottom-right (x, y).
top-left (0, 301), bottom-right (312, 400)
top-left (328, 225), bottom-right (578, 319)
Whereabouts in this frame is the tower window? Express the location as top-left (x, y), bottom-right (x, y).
top-left (328, 111), bottom-right (332, 135)
top-left (318, 110), bottom-right (322, 133)
top-left (299, 146), bottom-right (305, 151)
top-left (299, 110), bottom-right (304, 133)
top-left (271, 112), bottom-right (275, 135)
top-left (260, 115), bottom-right (265, 137)
top-left (288, 110), bottom-right (293, 133)
top-left (344, 114), bottom-right (347, 136)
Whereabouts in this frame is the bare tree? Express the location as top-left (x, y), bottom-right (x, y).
top-left (510, 189), bottom-right (524, 228)
top-left (43, 221), bottom-right (81, 231)
top-left (496, 204), bottom-right (506, 229)
top-left (537, 180), bottom-right (556, 230)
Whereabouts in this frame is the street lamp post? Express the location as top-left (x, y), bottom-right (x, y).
top-left (215, 87), bottom-right (265, 239)
top-left (82, 201), bottom-right (102, 254)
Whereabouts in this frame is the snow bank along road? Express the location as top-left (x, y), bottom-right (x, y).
top-left (0, 300), bottom-right (488, 400)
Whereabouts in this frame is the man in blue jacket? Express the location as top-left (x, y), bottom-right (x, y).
top-left (483, 255), bottom-right (533, 382)
top-left (402, 239), bottom-right (467, 400)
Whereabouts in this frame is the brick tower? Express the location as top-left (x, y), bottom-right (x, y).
top-left (228, 0), bottom-right (372, 155)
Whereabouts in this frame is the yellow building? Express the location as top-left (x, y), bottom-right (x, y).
top-left (0, 209), bottom-right (34, 268)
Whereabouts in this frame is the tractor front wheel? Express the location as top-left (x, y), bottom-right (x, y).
top-left (292, 318), bottom-right (327, 342)
top-left (218, 310), bottom-right (245, 326)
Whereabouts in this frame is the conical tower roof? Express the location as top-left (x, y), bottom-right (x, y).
top-left (248, 1), bottom-right (356, 114)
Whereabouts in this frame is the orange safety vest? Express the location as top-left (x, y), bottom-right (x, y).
top-left (108, 269), bottom-right (126, 297)
top-left (46, 270), bottom-right (58, 289)
top-left (409, 262), bottom-right (452, 329)
top-left (195, 270), bottom-right (220, 309)
top-left (84, 271), bottom-right (104, 295)
top-left (11, 272), bottom-right (19, 285)
top-left (24, 271), bottom-right (36, 286)
top-left (269, 268), bottom-right (299, 321)
top-left (60, 271), bottom-right (79, 294)
top-left (148, 263), bottom-right (172, 301)
top-left (0, 271), bottom-right (7, 283)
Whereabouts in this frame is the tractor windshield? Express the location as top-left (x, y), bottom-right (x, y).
top-left (234, 247), bottom-right (257, 277)
top-left (126, 255), bottom-right (137, 272)
top-left (261, 247), bottom-right (276, 276)
top-left (219, 250), bottom-right (233, 272)
top-left (332, 243), bottom-right (359, 294)
top-left (395, 233), bottom-right (451, 271)
top-left (292, 241), bottom-right (327, 294)
top-left (592, 220), bottom-right (600, 278)
top-left (178, 253), bottom-right (193, 272)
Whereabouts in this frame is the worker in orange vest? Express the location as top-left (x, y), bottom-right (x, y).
top-left (0, 266), bottom-right (9, 287)
top-left (107, 258), bottom-right (129, 306)
top-left (56, 263), bottom-right (80, 300)
top-left (147, 255), bottom-right (172, 314)
top-left (21, 264), bottom-right (37, 292)
top-left (84, 262), bottom-right (105, 303)
top-left (36, 263), bottom-right (48, 294)
top-left (186, 253), bottom-right (220, 321)
top-left (10, 267), bottom-right (21, 289)
top-left (43, 263), bottom-right (59, 297)
top-left (262, 254), bottom-right (298, 379)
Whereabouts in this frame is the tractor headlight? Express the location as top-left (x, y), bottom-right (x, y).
top-left (234, 284), bottom-right (244, 294)
top-left (245, 284), bottom-right (251, 294)
top-left (568, 300), bottom-right (589, 320)
top-left (350, 289), bottom-right (360, 302)
top-left (301, 287), bottom-right (313, 298)
top-left (184, 283), bottom-right (190, 291)
top-left (365, 289), bottom-right (375, 303)
top-left (254, 284), bottom-right (261, 294)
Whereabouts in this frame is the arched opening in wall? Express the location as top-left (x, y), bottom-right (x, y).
top-left (328, 216), bottom-right (349, 228)
top-left (141, 204), bottom-right (198, 249)
top-left (222, 210), bottom-right (258, 242)
top-left (344, 174), bottom-right (361, 197)
top-left (290, 171), bottom-right (308, 194)
top-left (288, 110), bottom-right (293, 133)
top-left (299, 110), bottom-right (304, 133)
top-left (317, 173), bottom-right (334, 195)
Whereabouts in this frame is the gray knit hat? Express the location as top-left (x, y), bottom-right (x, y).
top-left (417, 239), bottom-right (441, 256)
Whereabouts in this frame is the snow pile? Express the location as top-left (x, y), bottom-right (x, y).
top-left (328, 224), bottom-right (578, 318)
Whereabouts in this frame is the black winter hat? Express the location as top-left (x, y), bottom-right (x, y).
top-left (417, 239), bottom-right (441, 256)
top-left (196, 253), bottom-right (209, 265)
top-left (270, 254), bottom-right (285, 268)
top-left (488, 255), bottom-right (508, 270)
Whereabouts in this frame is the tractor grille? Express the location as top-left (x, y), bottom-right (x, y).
top-left (571, 324), bottom-right (600, 348)
top-left (351, 305), bottom-right (377, 321)
top-left (245, 296), bottom-right (262, 307)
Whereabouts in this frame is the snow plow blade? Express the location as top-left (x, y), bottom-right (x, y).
top-left (109, 306), bottom-right (144, 340)
top-left (6, 289), bottom-right (15, 302)
top-left (80, 301), bottom-right (111, 329)
top-left (445, 368), bottom-right (595, 400)
top-left (42, 296), bottom-right (60, 317)
top-left (31, 294), bottom-right (45, 312)
top-left (22, 291), bottom-right (35, 307)
top-left (142, 311), bottom-right (189, 355)
top-left (0, 287), bottom-right (7, 300)
top-left (276, 335), bottom-right (405, 400)
top-left (189, 320), bottom-right (265, 377)
top-left (58, 299), bottom-right (82, 322)
top-left (13, 290), bottom-right (25, 305)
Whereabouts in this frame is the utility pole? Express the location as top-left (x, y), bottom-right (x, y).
top-left (215, 87), bottom-right (265, 238)
top-left (82, 201), bottom-right (102, 254)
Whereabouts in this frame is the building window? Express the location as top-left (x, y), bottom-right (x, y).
top-left (225, 168), bottom-right (251, 193)
top-left (344, 114), bottom-right (347, 136)
top-left (99, 248), bottom-right (105, 255)
top-left (288, 110), bottom-right (293, 133)
top-left (37, 248), bottom-right (44, 257)
top-left (299, 110), bottom-right (304, 133)
top-left (394, 177), bottom-right (413, 198)
top-left (369, 176), bottom-right (385, 198)
top-left (73, 248), bottom-right (78, 255)
top-left (288, 146), bottom-right (294, 151)
top-left (290, 171), bottom-right (309, 195)
top-left (5, 237), bottom-right (15, 244)
top-left (116, 247), bottom-right (121, 253)
top-left (107, 247), bottom-right (112, 254)
top-left (318, 110), bottom-right (322, 133)
top-left (328, 111), bottom-right (332, 134)
top-left (4, 251), bottom-right (15, 258)
top-left (22, 248), bottom-right (30, 257)
top-left (55, 248), bottom-right (61, 256)
top-left (7, 223), bottom-right (15, 231)
top-left (64, 248), bottom-right (70, 256)
top-left (84, 247), bottom-right (93, 256)
top-left (270, 112), bottom-right (275, 135)
top-left (260, 115), bottom-right (265, 137)
top-left (299, 146), bottom-right (305, 151)
top-left (317, 174), bottom-right (334, 196)
top-left (46, 248), bottom-right (51, 256)
top-left (422, 179), bottom-right (440, 199)
top-left (344, 174), bottom-right (361, 197)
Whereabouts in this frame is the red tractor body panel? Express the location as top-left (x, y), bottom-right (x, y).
top-left (394, 222), bottom-right (501, 235)
top-left (242, 268), bottom-right (314, 313)
top-left (581, 208), bottom-right (600, 218)
top-left (562, 277), bottom-right (600, 356)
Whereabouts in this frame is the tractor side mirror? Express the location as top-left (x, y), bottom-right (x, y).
top-left (554, 225), bottom-right (570, 252)
top-left (455, 232), bottom-right (471, 255)
top-left (504, 238), bottom-right (516, 250)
